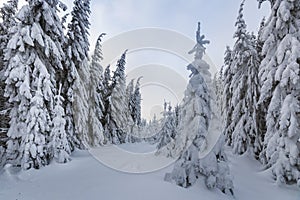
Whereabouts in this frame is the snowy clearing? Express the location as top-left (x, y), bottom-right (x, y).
top-left (0, 143), bottom-right (299, 200)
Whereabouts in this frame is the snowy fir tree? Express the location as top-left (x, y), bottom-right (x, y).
top-left (4, 0), bottom-right (66, 169)
top-left (164, 23), bottom-right (233, 194)
top-left (213, 66), bottom-right (224, 112)
top-left (125, 78), bottom-right (136, 143)
top-left (0, 0), bottom-right (18, 165)
top-left (156, 104), bottom-right (176, 152)
top-left (101, 64), bottom-right (113, 142)
top-left (50, 84), bottom-right (70, 164)
top-left (0, 0), bottom-right (18, 134)
top-left (257, 0), bottom-right (300, 185)
top-left (132, 77), bottom-right (142, 126)
top-left (222, 1), bottom-right (261, 155)
top-left (65, 0), bottom-right (91, 149)
top-left (105, 50), bottom-right (129, 144)
top-left (87, 33), bottom-right (106, 146)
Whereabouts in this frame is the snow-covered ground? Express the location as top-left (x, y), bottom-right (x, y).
top-left (0, 142), bottom-right (299, 200)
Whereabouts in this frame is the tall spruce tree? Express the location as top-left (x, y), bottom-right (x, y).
top-left (164, 23), bottom-right (233, 194)
top-left (223, 1), bottom-right (261, 155)
top-left (257, 0), bottom-right (300, 185)
top-left (105, 51), bottom-right (128, 144)
top-left (88, 33), bottom-right (106, 146)
top-left (65, 0), bottom-right (91, 149)
top-left (0, 0), bottom-right (18, 165)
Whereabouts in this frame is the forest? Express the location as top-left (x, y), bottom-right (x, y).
top-left (0, 0), bottom-right (299, 199)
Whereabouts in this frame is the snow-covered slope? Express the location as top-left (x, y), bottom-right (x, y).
top-left (0, 143), bottom-right (299, 200)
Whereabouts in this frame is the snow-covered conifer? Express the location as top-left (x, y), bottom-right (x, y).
top-left (65, 0), bottom-right (92, 149)
top-left (50, 84), bottom-right (70, 163)
top-left (88, 33), bottom-right (106, 146)
top-left (156, 104), bottom-right (176, 151)
top-left (4, 0), bottom-right (66, 169)
top-left (164, 23), bottom-right (233, 193)
top-left (222, 1), bottom-right (261, 155)
top-left (0, 0), bottom-right (18, 165)
top-left (257, 0), bottom-right (300, 185)
top-left (105, 51), bottom-right (128, 144)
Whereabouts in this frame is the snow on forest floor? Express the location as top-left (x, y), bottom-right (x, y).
top-left (0, 142), bottom-right (299, 200)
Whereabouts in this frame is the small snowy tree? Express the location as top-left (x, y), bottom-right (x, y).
top-left (156, 104), bottom-right (176, 152)
top-left (257, 0), bottom-right (300, 185)
top-left (164, 23), bottom-right (233, 194)
top-left (50, 84), bottom-right (70, 163)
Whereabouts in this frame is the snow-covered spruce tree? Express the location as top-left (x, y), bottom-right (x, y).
top-left (164, 23), bottom-right (233, 194)
top-left (65, 0), bottom-right (91, 149)
top-left (101, 64), bottom-right (112, 142)
top-left (174, 104), bottom-right (180, 128)
top-left (105, 51), bottom-right (129, 144)
top-left (50, 84), bottom-right (70, 163)
top-left (257, 0), bottom-right (300, 185)
top-left (132, 77), bottom-right (142, 126)
top-left (4, 0), bottom-right (66, 169)
top-left (222, 46), bottom-right (234, 146)
top-left (125, 78), bottom-right (136, 143)
top-left (144, 114), bottom-right (161, 144)
top-left (213, 66), bottom-right (224, 112)
top-left (156, 104), bottom-right (176, 152)
top-left (0, 0), bottom-right (18, 166)
top-left (87, 33), bottom-right (106, 146)
top-left (223, 1), bottom-right (261, 155)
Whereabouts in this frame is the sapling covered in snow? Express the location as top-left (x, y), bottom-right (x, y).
top-left (257, 0), bottom-right (300, 185)
top-left (164, 23), bottom-right (233, 194)
top-left (50, 84), bottom-right (71, 163)
top-left (156, 104), bottom-right (176, 152)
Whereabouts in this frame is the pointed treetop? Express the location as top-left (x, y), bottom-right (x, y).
top-left (196, 22), bottom-right (210, 48)
top-left (136, 76), bottom-right (143, 88)
top-left (234, 0), bottom-right (247, 38)
top-left (188, 22), bottom-right (210, 59)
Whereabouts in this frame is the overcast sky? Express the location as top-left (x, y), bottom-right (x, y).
top-left (1, 0), bottom-right (270, 68)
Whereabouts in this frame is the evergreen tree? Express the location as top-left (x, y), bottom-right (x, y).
top-left (105, 51), bottom-right (128, 144)
top-left (257, 0), bottom-right (300, 185)
top-left (65, 0), bottom-right (91, 149)
top-left (88, 33), bottom-right (106, 146)
top-left (0, 0), bottom-right (18, 165)
top-left (156, 104), bottom-right (176, 152)
top-left (125, 78), bottom-right (135, 143)
top-left (223, 1), bottom-right (261, 155)
top-left (4, 0), bottom-right (66, 169)
top-left (102, 65), bottom-right (112, 142)
top-left (164, 23), bottom-right (233, 194)
top-left (132, 77), bottom-right (142, 126)
top-left (50, 84), bottom-right (70, 163)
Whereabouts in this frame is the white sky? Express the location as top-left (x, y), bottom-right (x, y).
top-left (0, 0), bottom-right (270, 68)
